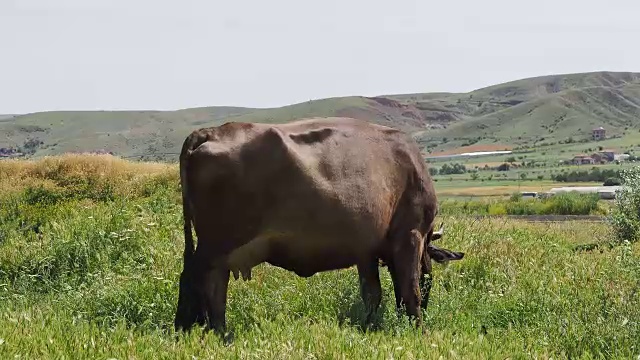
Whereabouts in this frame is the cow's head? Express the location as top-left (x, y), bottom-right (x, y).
top-left (419, 222), bottom-right (464, 308)
top-left (174, 262), bottom-right (206, 332)
top-left (426, 222), bottom-right (465, 264)
top-left (424, 222), bottom-right (464, 265)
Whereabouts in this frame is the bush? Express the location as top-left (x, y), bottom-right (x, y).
top-left (603, 177), bottom-right (622, 186)
top-left (439, 192), bottom-right (604, 216)
top-left (609, 166), bottom-right (640, 243)
top-left (509, 192), bottom-right (522, 202)
top-left (552, 168), bottom-right (620, 183)
top-left (497, 163), bottom-right (510, 171)
top-left (438, 163), bottom-right (466, 175)
top-left (540, 192), bottom-right (601, 215)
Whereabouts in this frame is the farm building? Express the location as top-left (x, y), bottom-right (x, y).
top-left (599, 149), bottom-right (616, 161)
top-left (592, 126), bottom-right (606, 141)
top-left (614, 153), bottom-right (630, 162)
top-left (571, 154), bottom-right (596, 165)
top-left (566, 149), bottom-right (625, 165)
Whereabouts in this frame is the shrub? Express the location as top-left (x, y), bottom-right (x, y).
top-left (497, 163), bottom-right (510, 171)
top-left (439, 192), bottom-right (603, 216)
top-left (603, 177), bottom-right (622, 186)
top-left (487, 203), bottom-right (507, 215)
top-left (23, 184), bottom-right (66, 206)
top-left (509, 192), bottom-right (522, 202)
top-left (552, 168), bottom-right (620, 183)
top-left (541, 192), bottom-right (601, 215)
top-left (609, 166), bottom-right (640, 243)
top-left (438, 163), bottom-right (466, 175)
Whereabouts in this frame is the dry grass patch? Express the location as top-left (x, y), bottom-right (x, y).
top-left (0, 154), bottom-right (179, 198)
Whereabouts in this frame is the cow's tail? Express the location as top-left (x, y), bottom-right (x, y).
top-left (179, 132), bottom-right (204, 267)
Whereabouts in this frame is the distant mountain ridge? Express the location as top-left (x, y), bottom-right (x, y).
top-left (2, 71), bottom-right (639, 160)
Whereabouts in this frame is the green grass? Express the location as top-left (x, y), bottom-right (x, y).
top-left (439, 192), bottom-right (609, 216)
top-left (0, 156), bottom-right (639, 359)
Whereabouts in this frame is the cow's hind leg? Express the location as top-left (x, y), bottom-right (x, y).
top-left (357, 258), bottom-right (382, 327)
top-left (200, 264), bottom-right (231, 335)
top-left (390, 229), bottom-right (424, 327)
top-left (189, 242), bottom-right (232, 341)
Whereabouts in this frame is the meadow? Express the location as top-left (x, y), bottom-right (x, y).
top-left (0, 155), bottom-right (638, 359)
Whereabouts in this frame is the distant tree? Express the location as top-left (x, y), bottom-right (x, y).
top-left (497, 163), bottom-right (510, 171)
top-left (439, 163), bottom-right (466, 175)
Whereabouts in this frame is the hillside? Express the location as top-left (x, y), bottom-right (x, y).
top-left (2, 71), bottom-right (640, 160)
top-left (0, 97), bottom-right (432, 161)
top-left (405, 71), bottom-right (640, 153)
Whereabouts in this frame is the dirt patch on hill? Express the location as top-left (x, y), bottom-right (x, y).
top-left (335, 97), bottom-right (428, 132)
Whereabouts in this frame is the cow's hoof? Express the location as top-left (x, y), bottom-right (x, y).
top-left (223, 331), bottom-right (235, 346)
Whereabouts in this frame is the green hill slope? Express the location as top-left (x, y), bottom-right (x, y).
top-left (1, 96), bottom-right (428, 160)
top-left (2, 71), bottom-right (640, 160)
top-left (404, 71), bottom-right (640, 152)
top-left (0, 106), bottom-right (257, 160)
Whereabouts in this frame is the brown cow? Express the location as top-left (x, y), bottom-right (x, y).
top-left (174, 117), bottom-right (463, 336)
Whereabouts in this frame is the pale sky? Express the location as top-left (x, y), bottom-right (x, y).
top-left (1, 0), bottom-right (639, 114)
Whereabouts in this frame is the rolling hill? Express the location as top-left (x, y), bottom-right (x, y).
top-left (400, 71), bottom-right (640, 152)
top-left (0, 97), bottom-right (433, 160)
top-left (2, 71), bottom-right (640, 161)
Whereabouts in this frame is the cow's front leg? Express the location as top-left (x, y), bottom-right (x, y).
top-left (357, 257), bottom-right (382, 328)
top-left (390, 229), bottom-right (424, 327)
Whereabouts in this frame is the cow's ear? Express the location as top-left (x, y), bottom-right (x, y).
top-left (427, 244), bottom-right (464, 264)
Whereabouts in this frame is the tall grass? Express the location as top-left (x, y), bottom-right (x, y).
top-left (440, 192), bottom-right (607, 216)
top-left (0, 153), bottom-right (179, 199)
top-left (0, 155), bottom-right (638, 359)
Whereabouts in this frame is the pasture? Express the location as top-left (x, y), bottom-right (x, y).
top-left (0, 155), bottom-right (638, 359)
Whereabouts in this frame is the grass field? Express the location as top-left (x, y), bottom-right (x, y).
top-left (0, 155), bottom-right (638, 359)
top-left (433, 179), bottom-right (604, 198)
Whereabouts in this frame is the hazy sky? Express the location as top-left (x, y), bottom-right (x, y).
top-left (1, 0), bottom-right (639, 114)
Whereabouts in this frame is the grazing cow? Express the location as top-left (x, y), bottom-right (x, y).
top-left (174, 117), bottom-right (464, 335)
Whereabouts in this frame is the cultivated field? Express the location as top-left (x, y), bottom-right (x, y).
top-left (0, 155), bottom-right (638, 359)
